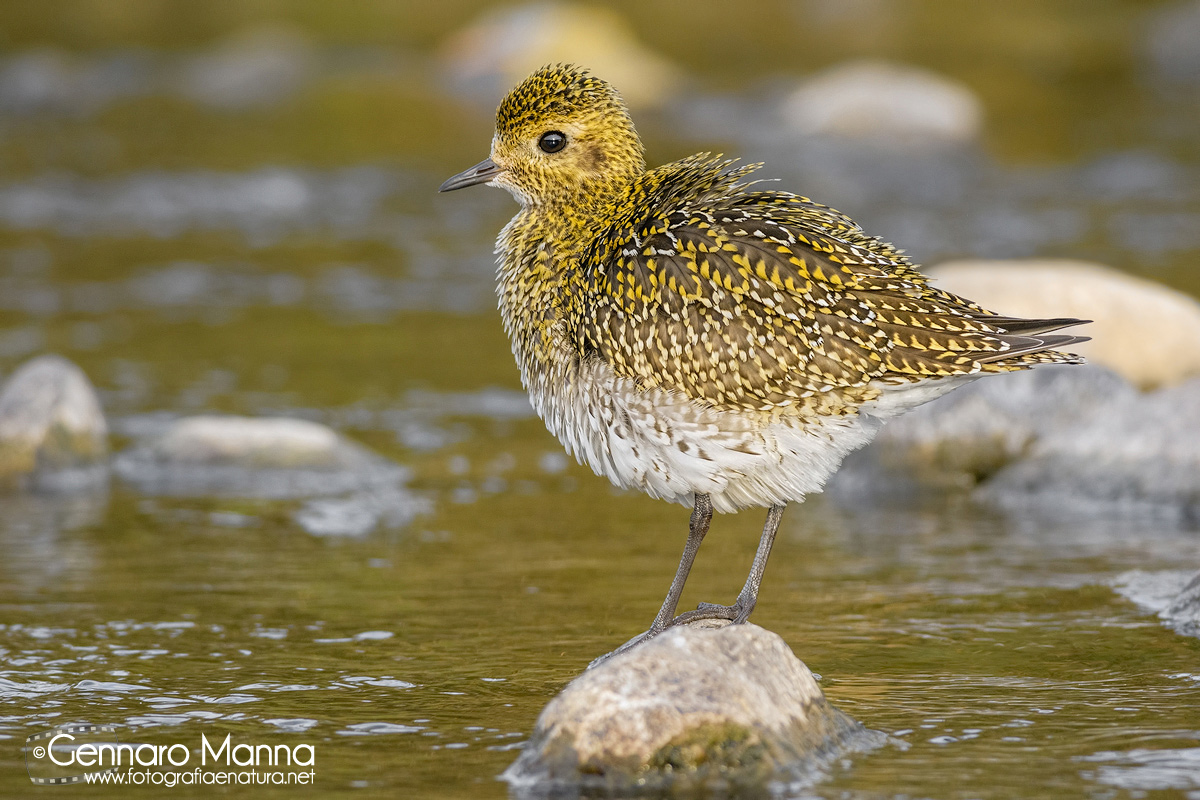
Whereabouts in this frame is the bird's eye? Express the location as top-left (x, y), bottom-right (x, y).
top-left (538, 131), bottom-right (567, 153)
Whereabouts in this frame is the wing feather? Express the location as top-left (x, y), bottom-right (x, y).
top-left (580, 159), bottom-right (1089, 412)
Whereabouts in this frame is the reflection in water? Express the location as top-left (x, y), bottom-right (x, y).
top-left (0, 489), bottom-right (106, 593)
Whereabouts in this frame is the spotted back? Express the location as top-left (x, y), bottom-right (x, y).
top-left (576, 157), bottom-right (1087, 413)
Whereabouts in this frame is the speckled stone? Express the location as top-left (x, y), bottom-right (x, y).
top-left (503, 623), bottom-right (878, 794)
top-left (1164, 571), bottom-right (1200, 637)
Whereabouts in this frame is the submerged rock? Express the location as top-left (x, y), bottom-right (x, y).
top-left (979, 377), bottom-right (1200, 522)
top-left (1112, 569), bottom-right (1200, 638)
top-left (828, 365), bottom-right (1133, 498)
top-left (0, 355), bottom-right (108, 491)
top-left (927, 259), bottom-right (1200, 389)
top-left (504, 623), bottom-right (878, 794)
top-left (1165, 572), bottom-right (1200, 636)
top-left (440, 2), bottom-right (681, 109)
top-left (115, 415), bottom-right (428, 536)
top-left (781, 59), bottom-right (983, 144)
top-left (834, 365), bottom-right (1200, 521)
top-left (116, 416), bottom-right (394, 493)
top-left (292, 489), bottom-right (430, 538)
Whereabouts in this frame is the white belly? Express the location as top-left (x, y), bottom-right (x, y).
top-left (526, 355), bottom-right (968, 514)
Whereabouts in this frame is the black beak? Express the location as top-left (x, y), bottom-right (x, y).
top-left (438, 157), bottom-right (502, 192)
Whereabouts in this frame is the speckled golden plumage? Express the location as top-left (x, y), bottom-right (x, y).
top-left (440, 64), bottom-right (1088, 640)
top-left (578, 154), bottom-right (1085, 416)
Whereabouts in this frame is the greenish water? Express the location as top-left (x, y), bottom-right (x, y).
top-left (2, 2), bottom-right (1199, 797)
top-left (5, 487), bottom-right (1200, 797)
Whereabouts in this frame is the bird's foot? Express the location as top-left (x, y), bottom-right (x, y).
top-left (588, 599), bottom-right (754, 670)
top-left (674, 597), bottom-right (755, 626)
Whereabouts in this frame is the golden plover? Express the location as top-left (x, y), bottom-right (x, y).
top-left (440, 64), bottom-right (1088, 640)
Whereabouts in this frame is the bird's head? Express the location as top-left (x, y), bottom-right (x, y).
top-left (440, 64), bottom-right (646, 207)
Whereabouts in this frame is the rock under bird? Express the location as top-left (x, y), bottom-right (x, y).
top-left (440, 64), bottom-right (1088, 639)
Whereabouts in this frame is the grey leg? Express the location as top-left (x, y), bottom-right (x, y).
top-left (677, 502), bottom-right (786, 625)
top-left (731, 502), bottom-right (786, 621)
top-left (649, 493), bottom-right (713, 632)
top-left (590, 501), bottom-right (785, 670)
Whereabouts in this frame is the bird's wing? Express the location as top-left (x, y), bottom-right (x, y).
top-left (580, 161), bottom-right (1088, 412)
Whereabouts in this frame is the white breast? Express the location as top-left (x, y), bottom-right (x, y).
top-left (524, 350), bottom-right (944, 514)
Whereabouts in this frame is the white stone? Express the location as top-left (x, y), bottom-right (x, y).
top-left (0, 354), bottom-right (108, 489)
top-left (782, 59), bottom-right (983, 143)
top-left (150, 415), bottom-right (341, 468)
top-left (927, 259), bottom-right (1200, 389)
top-left (440, 3), bottom-right (681, 109)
